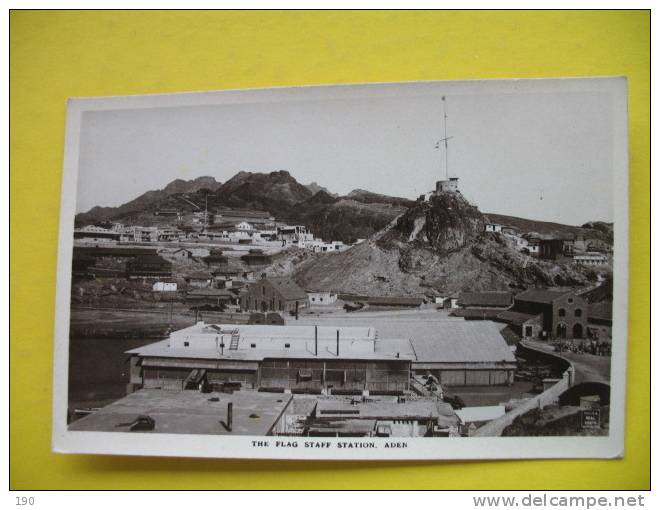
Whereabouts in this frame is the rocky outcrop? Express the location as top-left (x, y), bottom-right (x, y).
top-left (294, 191), bottom-right (597, 296)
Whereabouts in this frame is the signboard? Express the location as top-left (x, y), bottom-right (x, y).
top-left (579, 409), bottom-right (602, 430)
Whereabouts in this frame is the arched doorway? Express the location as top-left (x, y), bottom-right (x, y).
top-left (572, 323), bottom-right (583, 339)
top-left (556, 323), bottom-right (567, 339)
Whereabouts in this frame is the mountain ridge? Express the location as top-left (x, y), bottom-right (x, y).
top-left (75, 171), bottom-right (611, 247)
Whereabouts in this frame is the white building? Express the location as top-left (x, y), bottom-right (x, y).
top-left (277, 225), bottom-right (313, 243)
top-left (308, 240), bottom-right (348, 253)
top-left (573, 252), bottom-right (609, 266)
top-left (485, 223), bottom-right (503, 233)
top-left (307, 291), bottom-right (339, 306)
top-left (236, 221), bottom-right (254, 231)
top-left (152, 282), bottom-right (177, 292)
top-left (435, 177), bottom-right (459, 193)
top-left (73, 225), bottom-right (120, 244)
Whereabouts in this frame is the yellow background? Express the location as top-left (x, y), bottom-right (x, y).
top-left (10, 10), bottom-right (650, 489)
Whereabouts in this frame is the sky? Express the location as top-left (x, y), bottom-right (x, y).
top-left (76, 87), bottom-right (616, 226)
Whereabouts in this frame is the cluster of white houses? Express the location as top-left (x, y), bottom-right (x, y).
top-left (74, 207), bottom-right (353, 254)
top-left (417, 177), bottom-right (611, 268)
top-left (483, 222), bottom-right (611, 267)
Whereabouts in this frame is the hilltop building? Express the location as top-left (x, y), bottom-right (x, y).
top-left (435, 177), bottom-right (459, 193)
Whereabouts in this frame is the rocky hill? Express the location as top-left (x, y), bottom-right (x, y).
top-left (486, 213), bottom-right (612, 243)
top-left (214, 170), bottom-right (313, 214)
top-left (305, 182), bottom-right (336, 197)
top-left (75, 170), bottom-right (414, 242)
top-left (75, 176), bottom-right (222, 225)
top-left (293, 191), bottom-right (600, 296)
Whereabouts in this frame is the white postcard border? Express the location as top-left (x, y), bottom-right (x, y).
top-left (52, 77), bottom-right (629, 460)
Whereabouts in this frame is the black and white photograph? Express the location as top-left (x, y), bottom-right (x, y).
top-left (52, 78), bottom-right (629, 460)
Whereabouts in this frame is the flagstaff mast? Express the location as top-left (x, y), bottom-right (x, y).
top-left (433, 96), bottom-right (459, 195)
top-left (435, 96), bottom-right (453, 181)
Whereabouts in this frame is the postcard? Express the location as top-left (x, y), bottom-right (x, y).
top-left (52, 77), bottom-right (628, 459)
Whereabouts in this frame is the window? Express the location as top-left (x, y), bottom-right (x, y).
top-left (319, 297), bottom-right (323, 302)
top-left (568, 297), bottom-right (574, 304)
top-left (284, 343), bottom-right (290, 348)
top-left (558, 308), bottom-right (566, 317)
top-left (184, 341), bottom-right (189, 347)
top-left (250, 343), bottom-right (256, 348)
top-left (525, 326), bottom-right (533, 337)
top-left (311, 297), bottom-right (316, 302)
top-left (575, 308), bottom-right (582, 318)
top-left (262, 286), bottom-right (265, 296)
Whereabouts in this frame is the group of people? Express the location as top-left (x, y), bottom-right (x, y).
top-left (554, 339), bottom-right (611, 357)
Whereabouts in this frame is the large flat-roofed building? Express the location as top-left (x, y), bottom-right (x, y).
top-left (125, 319), bottom-right (517, 394)
top-left (410, 321), bottom-right (517, 386)
top-left (126, 323), bottom-right (413, 395)
top-left (69, 388), bottom-right (293, 436)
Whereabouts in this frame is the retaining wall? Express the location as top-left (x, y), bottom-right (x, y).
top-left (473, 341), bottom-right (574, 437)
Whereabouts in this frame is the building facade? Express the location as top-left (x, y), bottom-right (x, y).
top-left (307, 291), bottom-right (339, 306)
top-left (241, 277), bottom-right (307, 313)
top-left (512, 289), bottom-right (588, 339)
top-left (126, 323), bottom-right (412, 395)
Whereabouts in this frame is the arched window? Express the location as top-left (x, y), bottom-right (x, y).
top-left (558, 308), bottom-right (566, 317)
top-left (575, 308), bottom-right (582, 318)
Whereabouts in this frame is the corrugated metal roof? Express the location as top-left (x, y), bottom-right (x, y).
top-left (264, 277), bottom-right (307, 301)
top-left (187, 288), bottom-right (234, 297)
top-left (367, 296), bottom-right (424, 306)
top-left (496, 311), bottom-right (542, 326)
top-left (410, 321), bottom-right (516, 363)
top-left (514, 288), bottom-right (573, 304)
top-left (451, 309), bottom-right (501, 320)
top-left (187, 271), bottom-right (212, 280)
top-left (458, 291), bottom-right (512, 307)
